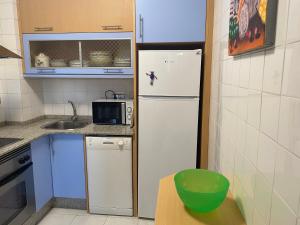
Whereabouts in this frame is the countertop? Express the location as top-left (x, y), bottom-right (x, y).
top-left (155, 175), bottom-right (246, 225)
top-left (0, 118), bottom-right (133, 158)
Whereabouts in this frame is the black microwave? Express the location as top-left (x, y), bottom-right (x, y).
top-left (92, 99), bottom-right (133, 125)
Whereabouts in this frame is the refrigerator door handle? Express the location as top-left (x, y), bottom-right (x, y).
top-left (139, 14), bottom-right (144, 41)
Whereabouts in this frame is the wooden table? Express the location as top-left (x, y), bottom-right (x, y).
top-left (155, 175), bottom-right (246, 225)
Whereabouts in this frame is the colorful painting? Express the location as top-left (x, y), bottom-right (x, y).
top-left (229, 0), bottom-right (278, 56)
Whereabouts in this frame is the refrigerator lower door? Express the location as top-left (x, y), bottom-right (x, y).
top-left (138, 96), bottom-right (199, 218)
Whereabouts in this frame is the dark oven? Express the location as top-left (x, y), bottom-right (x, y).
top-left (0, 144), bottom-right (35, 225)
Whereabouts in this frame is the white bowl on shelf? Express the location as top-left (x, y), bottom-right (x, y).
top-left (50, 59), bottom-right (67, 67)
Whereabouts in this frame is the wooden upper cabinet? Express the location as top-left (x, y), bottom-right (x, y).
top-left (18, 0), bottom-right (133, 33)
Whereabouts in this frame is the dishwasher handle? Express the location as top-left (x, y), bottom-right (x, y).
top-left (102, 141), bottom-right (114, 145)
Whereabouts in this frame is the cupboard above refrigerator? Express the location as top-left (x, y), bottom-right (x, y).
top-left (22, 33), bottom-right (133, 78)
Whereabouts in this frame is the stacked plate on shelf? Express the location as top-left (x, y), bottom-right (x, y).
top-left (114, 57), bottom-right (131, 67)
top-left (50, 59), bottom-right (67, 67)
top-left (69, 60), bottom-right (89, 67)
top-left (89, 51), bottom-right (113, 67)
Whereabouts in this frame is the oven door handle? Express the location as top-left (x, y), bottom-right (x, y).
top-left (0, 163), bottom-right (32, 194)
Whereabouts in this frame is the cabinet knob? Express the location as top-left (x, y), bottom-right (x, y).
top-left (118, 141), bottom-right (124, 147)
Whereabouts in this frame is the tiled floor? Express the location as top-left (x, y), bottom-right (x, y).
top-left (38, 208), bottom-right (155, 225)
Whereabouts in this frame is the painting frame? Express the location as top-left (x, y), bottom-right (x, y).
top-left (228, 0), bottom-right (278, 56)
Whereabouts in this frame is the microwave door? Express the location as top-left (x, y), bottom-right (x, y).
top-left (93, 102), bottom-right (123, 125)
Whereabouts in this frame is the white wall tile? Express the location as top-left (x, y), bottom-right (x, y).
top-left (282, 42), bottom-right (300, 98)
top-left (263, 47), bottom-right (285, 94)
top-left (6, 79), bottom-right (20, 93)
top-left (236, 119), bottom-right (247, 153)
top-left (239, 56), bottom-right (250, 88)
top-left (260, 94), bottom-right (280, 140)
top-left (257, 134), bottom-right (278, 185)
top-left (77, 104), bottom-right (89, 116)
top-left (275, 0), bottom-right (290, 46)
top-left (274, 147), bottom-right (300, 213)
top-left (247, 90), bottom-right (262, 129)
top-left (241, 157), bottom-right (257, 198)
top-left (231, 58), bottom-right (240, 86)
top-left (278, 96), bottom-right (300, 157)
top-left (52, 104), bottom-right (65, 115)
top-left (254, 172), bottom-right (273, 225)
top-left (0, 35), bottom-right (20, 52)
top-left (245, 124), bottom-right (259, 165)
top-left (237, 88), bottom-right (248, 121)
top-left (249, 51), bottom-right (265, 91)
top-left (0, 19), bottom-right (19, 35)
top-left (44, 104), bottom-right (52, 115)
top-left (286, 0), bottom-right (300, 43)
top-left (0, 2), bottom-right (17, 19)
top-left (270, 191), bottom-right (297, 225)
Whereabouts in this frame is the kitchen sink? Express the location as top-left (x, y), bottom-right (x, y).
top-left (42, 120), bottom-right (90, 130)
top-left (0, 138), bottom-right (23, 148)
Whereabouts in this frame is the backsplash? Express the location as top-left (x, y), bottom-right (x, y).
top-left (42, 79), bottom-right (133, 116)
top-left (209, 0), bottom-right (300, 225)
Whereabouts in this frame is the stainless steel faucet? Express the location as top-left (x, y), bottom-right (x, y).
top-left (68, 100), bottom-right (78, 121)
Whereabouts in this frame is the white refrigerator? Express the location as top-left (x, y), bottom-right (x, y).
top-left (138, 50), bottom-right (202, 218)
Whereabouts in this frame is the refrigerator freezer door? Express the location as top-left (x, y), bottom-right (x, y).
top-left (138, 96), bottom-right (199, 218)
top-left (138, 50), bottom-right (202, 97)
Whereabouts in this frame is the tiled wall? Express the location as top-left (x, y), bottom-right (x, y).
top-left (0, 0), bottom-right (44, 122)
top-left (42, 79), bottom-right (133, 116)
top-left (209, 0), bottom-right (300, 225)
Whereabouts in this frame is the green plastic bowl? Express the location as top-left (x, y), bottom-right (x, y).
top-left (174, 169), bottom-right (230, 213)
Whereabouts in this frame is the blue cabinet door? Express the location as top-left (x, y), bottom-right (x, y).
top-left (50, 134), bottom-right (86, 199)
top-left (136, 0), bottom-right (206, 43)
top-left (31, 136), bottom-right (53, 211)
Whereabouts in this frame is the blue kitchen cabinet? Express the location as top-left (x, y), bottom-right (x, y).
top-left (50, 134), bottom-right (86, 199)
top-left (31, 136), bottom-right (53, 211)
top-left (136, 0), bottom-right (206, 43)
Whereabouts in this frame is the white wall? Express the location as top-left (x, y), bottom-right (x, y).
top-left (0, 0), bottom-right (44, 122)
top-left (209, 0), bottom-right (300, 225)
top-left (43, 78), bottom-right (133, 116)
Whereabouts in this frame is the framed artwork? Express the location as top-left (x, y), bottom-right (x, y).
top-left (228, 0), bottom-right (278, 56)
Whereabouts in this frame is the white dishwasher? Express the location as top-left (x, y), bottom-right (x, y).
top-left (86, 136), bottom-right (133, 216)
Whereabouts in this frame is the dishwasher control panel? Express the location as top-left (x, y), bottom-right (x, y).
top-left (86, 137), bottom-right (132, 150)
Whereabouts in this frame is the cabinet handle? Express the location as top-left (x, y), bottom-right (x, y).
top-left (102, 25), bottom-right (123, 30)
top-left (139, 14), bottom-right (144, 41)
top-left (34, 27), bottom-right (53, 32)
top-left (104, 69), bottom-right (124, 74)
top-left (37, 69), bottom-right (56, 74)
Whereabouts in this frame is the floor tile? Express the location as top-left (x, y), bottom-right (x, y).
top-left (105, 216), bottom-right (138, 225)
top-left (71, 214), bottom-right (108, 225)
top-left (38, 214), bottom-right (76, 225)
top-left (138, 219), bottom-right (155, 225)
